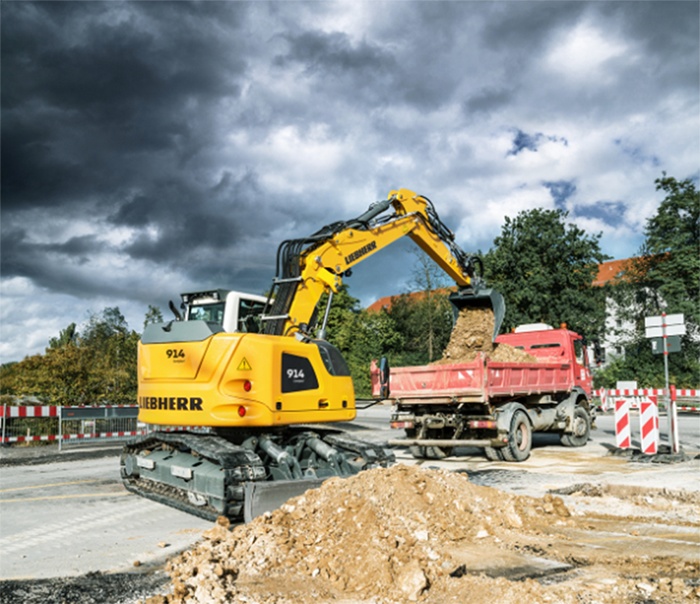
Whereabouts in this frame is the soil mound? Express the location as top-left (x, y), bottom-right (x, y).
top-left (148, 465), bottom-right (571, 604)
top-left (435, 308), bottom-right (535, 364)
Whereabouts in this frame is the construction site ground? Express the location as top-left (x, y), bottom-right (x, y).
top-left (0, 410), bottom-right (699, 604)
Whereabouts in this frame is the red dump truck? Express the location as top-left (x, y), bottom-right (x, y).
top-left (371, 323), bottom-right (593, 462)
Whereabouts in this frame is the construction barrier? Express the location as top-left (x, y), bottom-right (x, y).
top-left (614, 399), bottom-right (631, 449)
top-left (0, 405), bottom-right (143, 447)
top-left (593, 388), bottom-right (699, 412)
top-left (639, 396), bottom-right (659, 455)
top-left (606, 386), bottom-right (698, 455)
top-left (0, 404), bottom-right (210, 448)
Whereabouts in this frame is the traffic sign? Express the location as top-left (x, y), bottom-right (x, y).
top-left (651, 336), bottom-right (681, 355)
top-left (644, 314), bottom-right (686, 338)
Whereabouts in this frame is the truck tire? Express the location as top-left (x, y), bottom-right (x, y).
top-left (501, 410), bottom-right (532, 462)
top-left (484, 446), bottom-right (504, 461)
top-left (560, 406), bottom-right (591, 447)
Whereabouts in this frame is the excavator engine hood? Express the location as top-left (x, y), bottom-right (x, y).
top-left (449, 287), bottom-right (505, 341)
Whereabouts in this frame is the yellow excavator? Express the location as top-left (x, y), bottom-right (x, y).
top-left (120, 189), bottom-right (504, 521)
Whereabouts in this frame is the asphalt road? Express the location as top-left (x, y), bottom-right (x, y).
top-left (0, 407), bottom-right (697, 581)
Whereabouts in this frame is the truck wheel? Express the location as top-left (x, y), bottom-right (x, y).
top-left (560, 406), bottom-right (591, 447)
top-left (484, 446), bottom-right (504, 461)
top-left (501, 410), bottom-right (532, 462)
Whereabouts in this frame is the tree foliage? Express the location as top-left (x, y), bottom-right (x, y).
top-left (600, 175), bottom-right (700, 387)
top-left (1, 307), bottom-right (140, 405)
top-left (483, 208), bottom-right (608, 338)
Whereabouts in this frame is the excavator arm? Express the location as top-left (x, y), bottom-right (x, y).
top-left (263, 188), bottom-right (504, 339)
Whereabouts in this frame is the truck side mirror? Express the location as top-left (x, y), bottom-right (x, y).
top-left (379, 356), bottom-right (390, 398)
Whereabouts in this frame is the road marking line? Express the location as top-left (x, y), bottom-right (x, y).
top-left (0, 492), bottom-right (130, 503)
top-left (0, 479), bottom-right (99, 493)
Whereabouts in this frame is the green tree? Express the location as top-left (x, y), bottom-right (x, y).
top-left (48, 323), bottom-right (77, 349)
top-left (144, 305), bottom-right (164, 329)
top-left (317, 285), bottom-right (405, 397)
top-left (602, 175), bottom-right (700, 387)
top-left (639, 175), bottom-right (700, 325)
top-left (483, 208), bottom-right (608, 338)
top-left (405, 250), bottom-right (455, 362)
top-left (1, 307), bottom-right (140, 405)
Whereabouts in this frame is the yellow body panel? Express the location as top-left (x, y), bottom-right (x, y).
top-left (137, 332), bottom-right (356, 428)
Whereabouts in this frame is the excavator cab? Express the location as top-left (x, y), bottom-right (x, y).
top-left (449, 286), bottom-right (505, 341)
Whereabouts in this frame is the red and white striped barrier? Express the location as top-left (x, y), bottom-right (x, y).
top-left (639, 396), bottom-right (659, 454)
top-left (2, 431), bottom-right (147, 444)
top-left (593, 388), bottom-right (699, 412)
top-left (0, 406), bottom-right (59, 418)
top-left (614, 399), bottom-right (631, 449)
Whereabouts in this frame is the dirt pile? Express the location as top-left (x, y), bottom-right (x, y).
top-left (148, 465), bottom-right (573, 604)
top-left (144, 464), bottom-right (698, 604)
top-left (436, 308), bottom-right (535, 364)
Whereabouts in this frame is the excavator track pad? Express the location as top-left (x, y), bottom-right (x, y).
top-left (121, 428), bottom-right (394, 523)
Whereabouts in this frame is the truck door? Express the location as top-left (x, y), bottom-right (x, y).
top-left (573, 337), bottom-right (593, 394)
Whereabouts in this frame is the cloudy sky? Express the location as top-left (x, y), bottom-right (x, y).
top-left (2, 1), bottom-right (698, 364)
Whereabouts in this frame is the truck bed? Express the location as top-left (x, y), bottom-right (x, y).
top-left (372, 354), bottom-right (575, 403)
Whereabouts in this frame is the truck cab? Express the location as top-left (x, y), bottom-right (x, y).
top-left (495, 324), bottom-right (592, 397)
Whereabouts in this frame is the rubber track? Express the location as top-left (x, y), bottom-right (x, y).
top-left (121, 429), bottom-right (395, 522)
top-left (121, 432), bottom-right (264, 522)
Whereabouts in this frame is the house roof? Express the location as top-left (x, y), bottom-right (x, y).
top-left (592, 258), bottom-right (633, 287)
top-left (366, 287), bottom-right (456, 313)
top-left (366, 258), bottom-right (635, 311)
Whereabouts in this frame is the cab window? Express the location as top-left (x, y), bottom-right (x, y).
top-left (189, 303), bottom-right (225, 326)
top-left (574, 339), bottom-right (587, 366)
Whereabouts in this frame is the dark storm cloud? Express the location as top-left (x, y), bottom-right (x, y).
top-left (1, 0), bottom-right (275, 296)
top-left (480, 1), bottom-right (587, 51)
top-left (2, 227), bottom-right (113, 295)
top-left (464, 87), bottom-right (514, 115)
top-left (2, 1), bottom-right (247, 212)
top-left (1, 1), bottom-right (698, 364)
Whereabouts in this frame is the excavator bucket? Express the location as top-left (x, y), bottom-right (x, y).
top-left (449, 287), bottom-right (505, 341)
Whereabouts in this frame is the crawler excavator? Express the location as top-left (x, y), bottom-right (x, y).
top-left (120, 189), bottom-right (504, 522)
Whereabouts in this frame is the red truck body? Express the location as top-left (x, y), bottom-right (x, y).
top-left (373, 327), bottom-right (591, 402)
top-left (372, 325), bottom-right (593, 462)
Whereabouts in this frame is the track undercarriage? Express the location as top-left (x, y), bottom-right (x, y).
top-left (120, 427), bottom-right (394, 523)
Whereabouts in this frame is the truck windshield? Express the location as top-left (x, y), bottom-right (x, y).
top-left (188, 303), bottom-right (225, 326)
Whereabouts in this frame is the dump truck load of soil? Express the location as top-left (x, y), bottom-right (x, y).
top-left (435, 307), bottom-right (535, 364)
top-left (144, 464), bottom-right (700, 604)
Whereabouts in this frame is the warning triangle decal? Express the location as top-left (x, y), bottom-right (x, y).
top-left (237, 357), bottom-right (252, 371)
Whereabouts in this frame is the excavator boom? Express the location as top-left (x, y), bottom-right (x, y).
top-left (263, 188), bottom-right (504, 339)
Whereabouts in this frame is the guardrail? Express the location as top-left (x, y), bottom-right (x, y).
top-left (0, 405), bottom-right (143, 449)
top-left (0, 405), bottom-right (212, 449)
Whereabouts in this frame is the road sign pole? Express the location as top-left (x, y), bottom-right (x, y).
top-left (669, 384), bottom-right (680, 454)
top-left (644, 312), bottom-right (684, 454)
top-left (662, 313), bottom-right (671, 450)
